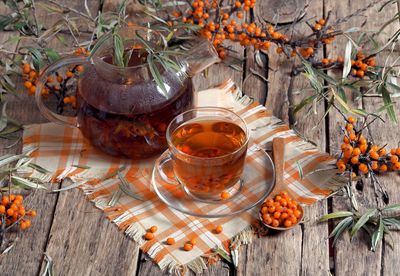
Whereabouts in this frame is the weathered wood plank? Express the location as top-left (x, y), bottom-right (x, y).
top-left (0, 6), bottom-right (58, 275)
top-left (238, 0), bottom-right (329, 275)
top-left (325, 0), bottom-right (399, 275)
top-left (39, 186), bottom-right (140, 276)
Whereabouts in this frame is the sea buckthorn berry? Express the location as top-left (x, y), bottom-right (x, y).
top-left (350, 156), bottom-right (359, 165)
top-left (370, 151), bottom-right (379, 160)
top-left (345, 124), bottom-right (353, 132)
top-left (379, 164), bottom-right (388, 172)
top-left (348, 117), bottom-right (356, 124)
top-left (273, 211), bottom-right (281, 219)
top-left (359, 163), bottom-right (368, 174)
top-left (271, 219), bottom-right (280, 227)
top-left (20, 221), bottom-right (28, 230)
top-left (268, 206), bottom-right (276, 213)
top-left (0, 205), bottom-right (5, 214)
top-left (26, 210), bottom-right (37, 218)
top-left (76, 65), bottom-right (84, 72)
top-left (265, 198), bottom-right (274, 207)
top-left (391, 155), bottom-right (399, 163)
top-left (276, 47), bottom-right (284, 54)
top-left (66, 71), bottom-right (74, 78)
top-left (393, 162), bottom-right (400, 171)
top-left (349, 133), bottom-right (356, 141)
top-left (359, 136), bottom-right (367, 145)
top-left (2, 196), bottom-right (9, 205)
top-left (351, 172), bottom-right (357, 178)
top-left (144, 232), bottom-right (154, 240)
top-left (371, 161), bottom-right (379, 171)
top-left (149, 226), bottom-right (158, 233)
top-left (360, 63), bottom-right (368, 71)
top-left (314, 23), bottom-right (322, 31)
top-left (391, 149), bottom-right (397, 155)
top-left (284, 219), bottom-right (293, 228)
top-left (378, 148), bottom-right (386, 156)
top-left (6, 208), bottom-right (14, 216)
top-left (23, 63), bottom-right (31, 74)
top-left (24, 81), bottom-right (33, 89)
top-left (318, 18), bottom-right (326, 25)
top-left (352, 148), bottom-right (361, 156)
top-left (321, 58), bottom-right (329, 65)
top-left (214, 225), bottom-right (223, 234)
top-left (356, 70), bottom-right (364, 77)
top-left (396, 148), bottom-right (400, 155)
top-left (166, 237), bottom-right (175, 245)
top-left (183, 242), bottom-right (193, 251)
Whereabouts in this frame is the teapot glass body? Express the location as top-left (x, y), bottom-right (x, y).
top-left (35, 28), bottom-right (219, 159)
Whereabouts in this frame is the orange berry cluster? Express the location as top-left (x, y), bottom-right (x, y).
top-left (22, 63), bottom-right (49, 96)
top-left (0, 194), bottom-right (36, 230)
top-left (337, 117), bottom-right (400, 176)
top-left (74, 47), bottom-right (90, 56)
top-left (260, 191), bottom-right (302, 228)
top-left (350, 52), bottom-right (376, 78)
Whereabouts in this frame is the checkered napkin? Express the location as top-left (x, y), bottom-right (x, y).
top-left (22, 80), bottom-right (343, 274)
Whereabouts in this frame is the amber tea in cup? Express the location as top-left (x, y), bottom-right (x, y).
top-left (156, 107), bottom-right (249, 201)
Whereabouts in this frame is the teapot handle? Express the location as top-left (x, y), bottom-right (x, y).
top-left (35, 56), bottom-right (89, 128)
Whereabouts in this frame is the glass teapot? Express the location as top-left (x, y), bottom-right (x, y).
top-left (35, 27), bottom-right (220, 159)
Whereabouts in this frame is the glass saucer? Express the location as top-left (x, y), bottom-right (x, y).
top-left (151, 149), bottom-right (275, 218)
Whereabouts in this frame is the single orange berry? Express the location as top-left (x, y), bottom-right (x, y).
top-left (66, 71), bottom-right (74, 78)
top-left (356, 70), bottom-right (364, 77)
top-left (214, 225), bottom-right (223, 234)
top-left (349, 133), bottom-right (357, 141)
top-left (1, 196), bottom-right (9, 205)
top-left (27, 210), bottom-right (37, 217)
top-left (284, 219), bottom-right (293, 228)
top-left (314, 23), bottom-right (322, 31)
top-left (348, 117), bottom-right (356, 124)
top-left (144, 232), bottom-right (154, 240)
top-left (183, 243), bottom-right (193, 251)
top-left (370, 151), bottom-right (380, 160)
top-left (276, 47), bottom-right (284, 54)
top-left (221, 191), bottom-right (230, 200)
top-left (379, 164), bottom-right (388, 172)
top-left (396, 148), bottom-right (400, 155)
top-left (359, 163), bottom-right (368, 174)
top-left (271, 219), bottom-right (280, 227)
top-left (393, 162), bottom-right (400, 171)
top-left (351, 156), bottom-right (359, 165)
top-left (0, 205), bottom-right (5, 214)
top-left (378, 148), bottom-right (386, 156)
top-left (318, 18), bottom-right (326, 25)
top-left (371, 161), bottom-right (379, 171)
top-left (23, 63), bottom-right (31, 74)
top-left (149, 226), bottom-right (158, 233)
top-left (20, 221), bottom-right (28, 230)
top-left (390, 149), bottom-right (397, 155)
top-left (321, 58), bottom-right (329, 65)
top-left (391, 155), bottom-right (399, 163)
top-left (24, 81), bottom-right (33, 89)
top-left (6, 208), bottom-right (14, 216)
top-left (273, 211), bottom-right (281, 219)
top-left (166, 237), bottom-right (175, 245)
top-left (352, 148), bottom-right (361, 156)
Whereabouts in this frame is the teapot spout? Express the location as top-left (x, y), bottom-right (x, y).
top-left (183, 39), bottom-right (221, 76)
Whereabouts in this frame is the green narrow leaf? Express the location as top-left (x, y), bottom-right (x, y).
top-left (350, 208), bottom-right (377, 238)
top-left (380, 84), bottom-right (398, 124)
top-left (383, 204), bottom-right (400, 212)
top-left (337, 87), bottom-right (347, 103)
top-left (147, 54), bottom-right (168, 96)
top-left (371, 217), bottom-right (384, 251)
top-left (88, 33), bottom-right (111, 59)
top-left (52, 179), bottom-right (85, 192)
top-left (293, 95), bottom-right (318, 114)
top-left (343, 40), bottom-right (352, 79)
top-left (319, 211), bottom-right (354, 222)
top-left (26, 47), bottom-right (45, 71)
top-left (113, 32), bottom-right (125, 67)
top-left (330, 216), bottom-right (353, 245)
top-left (44, 48), bottom-right (60, 63)
top-left (28, 163), bottom-right (51, 174)
top-left (11, 176), bottom-right (47, 190)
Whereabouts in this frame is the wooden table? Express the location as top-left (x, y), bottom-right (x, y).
top-left (1, 0), bottom-right (400, 275)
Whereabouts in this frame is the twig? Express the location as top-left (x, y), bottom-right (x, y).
top-left (44, 0), bottom-right (95, 22)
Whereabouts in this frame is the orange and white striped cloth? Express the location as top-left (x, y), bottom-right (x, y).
top-left (22, 80), bottom-right (342, 274)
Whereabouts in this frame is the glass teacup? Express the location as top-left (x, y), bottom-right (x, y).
top-left (155, 107), bottom-right (249, 202)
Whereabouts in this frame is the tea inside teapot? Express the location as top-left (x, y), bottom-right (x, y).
top-left (77, 48), bottom-right (193, 159)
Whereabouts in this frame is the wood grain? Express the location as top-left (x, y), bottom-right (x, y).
top-left (325, 0), bottom-right (399, 275)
